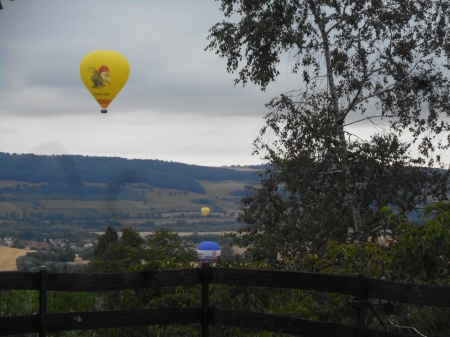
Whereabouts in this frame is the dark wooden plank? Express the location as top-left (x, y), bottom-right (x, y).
top-left (0, 315), bottom-right (39, 335)
top-left (212, 269), bottom-right (450, 307)
top-left (368, 278), bottom-right (450, 307)
top-left (210, 308), bottom-right (409, 337)
top-left (47, 268), bottom-right (200, 291)
top-left (0, 309), bottom-right (411, 337)
top-left (201, 263), bottom-right (210, 337)
top-left (211, 268), bottom-right (360, 296)
top-left (0, 271), bottom-right (40, 290)
top-left (356, 274), bottom-right (368, 337)
top-left (3, 268), bottom-right (450, 309)
top-left (39, 268), bottom-right (48, 337)
top-left (47, 307), bottom-right (202, 331)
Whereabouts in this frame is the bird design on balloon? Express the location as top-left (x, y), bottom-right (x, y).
top-left (89, 65), bottom-right (111, 88)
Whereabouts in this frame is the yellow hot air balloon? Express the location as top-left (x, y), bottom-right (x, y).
top-left (201, 207), bottom-right (210, 217)
top-left (80, 50), bottom-right (130, 113)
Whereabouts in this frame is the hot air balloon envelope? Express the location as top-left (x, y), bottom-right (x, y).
top-left (197, 241), bottom-right (221, 262)
top-left (80, 50), bottom-right (130, 113)
top-left (201, 207), bottom-right (210, 217)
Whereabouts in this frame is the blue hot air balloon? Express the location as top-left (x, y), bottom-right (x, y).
top-left (197, 241), bottom-right (221, 263)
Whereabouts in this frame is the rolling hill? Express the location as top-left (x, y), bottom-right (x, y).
top-left (0, 153), bottom-right (260, 230)
top-left (0, 152), bottom-right (258, 194)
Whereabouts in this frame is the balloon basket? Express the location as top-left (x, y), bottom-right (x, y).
top-left (101, 109), bottom-right (107, 113)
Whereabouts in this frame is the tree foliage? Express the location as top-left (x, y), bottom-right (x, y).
top-left (94, 225), bottom-right (119, 258)
top-left (235, 96), bottom-right (449, 262)
top-left (271, 201), bottom-right (450, 336)
top-left (15, 247), bottom-right (80, 273)
top-left (385, 201), bottom-right (450, 285)
top-left (87, 227), bottom-right (197, 273)
top-left (208, 0), bottom-right (450, 247)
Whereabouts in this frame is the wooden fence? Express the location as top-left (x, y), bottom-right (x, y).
top-left (1, 264), bottom-right (450, 336)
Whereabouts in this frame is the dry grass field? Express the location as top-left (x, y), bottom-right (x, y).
top-left (0, 180), bottom-right (22, 188)
top-left (0, 202), bottom-right (24, 214)
top-left (0, 246), bottom-right (28, 271)
top-left (197, 179), bottom-right (251, 196)
top-left (70, 254), bottom-right (89, 265)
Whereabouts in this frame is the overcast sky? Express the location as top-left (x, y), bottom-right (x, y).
top-left (0, 0), bottom-right (408, 167)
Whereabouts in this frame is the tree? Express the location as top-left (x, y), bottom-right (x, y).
top-left (280, 201), bottom-right (450, 336)
top-left (78, 246), bottom-right (94, 260)
top-left (144, 229), bottom-right (197, 269)
top-left (87, 227), bottom-right (197, 273)
top-left (94, 225), bottom-right (118, 258)
top-left (88, 226), bottom-right (143, 273)
top-left (384, 201), bottom-right (450, 285)
top-left (16, 249), bottom-right (81, 273)
top-left (121, 227), bottom-right (145, 247)
top-left (207, 0), bottom-right (450, 250)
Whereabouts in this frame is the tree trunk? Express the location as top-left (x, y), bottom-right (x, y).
top-left (308, 1), bottom-right (364, 244)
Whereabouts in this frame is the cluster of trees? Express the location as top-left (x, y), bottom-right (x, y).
top-left (12, 226), bottom-right (236, 274)
top-left (191, 198), bottom-right (213, 205)
top-left (86, 227), bottom-right (198, 273)
top-left (4, 211), bottom-right (164, 222)
top-left (0, 217), bottom-right (241, 242)
top-left (1, 210), bottom-right (169, 222)
top-left (16, 247), bottom-right (86, 274)
top-left (1, 182), bottom-right (147, 202)
top-left (2, 209), bottom-right (199, 222)
top-left (170, 213), bottom-right (229, 219)
top-left (1, 211), bottom-right (20, 220)
top-left (0, 221), bottom-right (94, 241)
top-left (103, 219), bottom-right (240, 233)
top-left (153, 220), bottom-right (241, 232)
top-left (84, 227), bottom-right (240, 274)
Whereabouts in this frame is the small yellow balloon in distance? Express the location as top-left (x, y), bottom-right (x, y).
top-left (80, 50), bottom-right (130, 113)
top-left (201, 207), bottom-right (210, 217)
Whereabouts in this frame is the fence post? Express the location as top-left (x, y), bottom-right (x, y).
top-left (356, 273), bottom-right (368, 337)
top-left (201, 263), bottom-right (210, 337)
top-left (39, 266), bottom-right (48, 337)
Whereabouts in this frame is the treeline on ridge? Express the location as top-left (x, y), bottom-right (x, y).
top-left (0, 183), bottom-right (146, 201)
top-left (0, 152), bottom-right (256, 194)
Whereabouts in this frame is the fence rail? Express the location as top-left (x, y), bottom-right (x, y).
top-left (1, 266), bottom-right (449, 336)
top-left (1, 308), bottom-right (202, 335)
